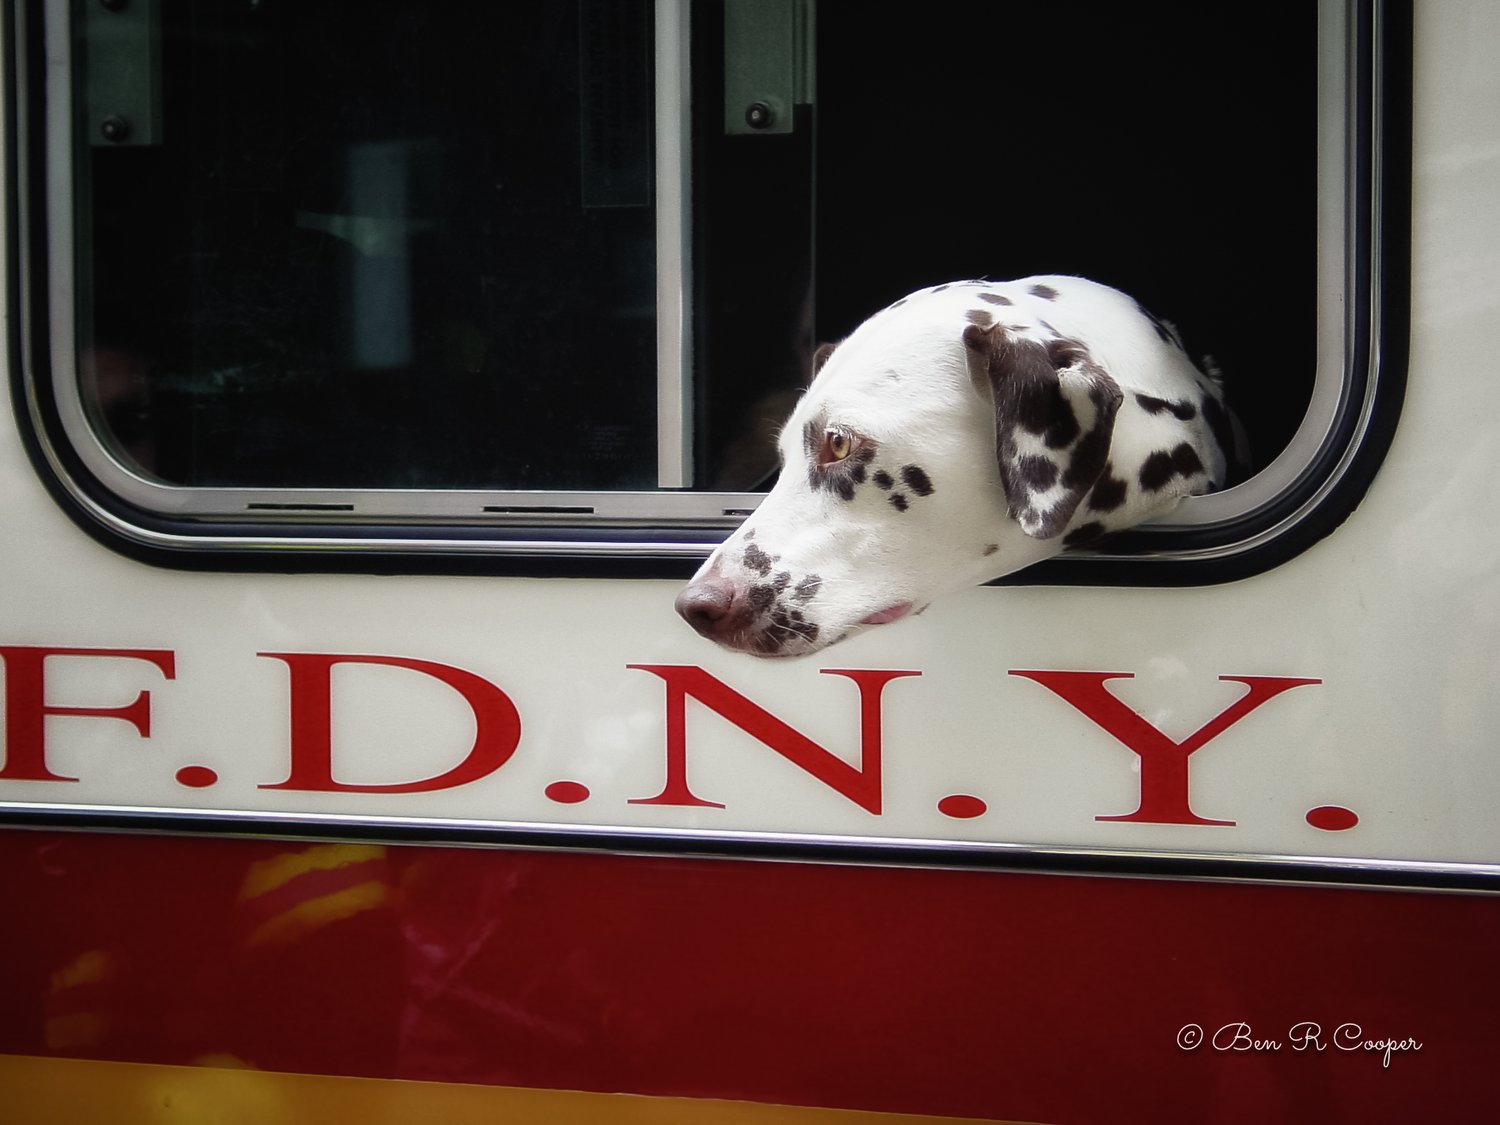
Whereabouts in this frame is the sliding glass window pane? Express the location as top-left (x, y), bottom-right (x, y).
top-left (693, 1), bottom-right (1315, 495)
top-left (807, 3), bottom-right (1316, 479)
top-left (76, 0), bottom-right (657, 490)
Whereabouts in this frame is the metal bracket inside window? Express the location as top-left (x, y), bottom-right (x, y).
top-left (723, 0), bottom-right (815, 136)
top-left (81, 0), bottom-right (162, 148)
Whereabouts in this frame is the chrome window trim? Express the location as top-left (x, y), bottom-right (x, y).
top-left (654, 0), bottom-right (693, 490)
top-left (17, 0), bottom-right (1400, 571)
top-left (1146, 0), bottom-right (1350, 533)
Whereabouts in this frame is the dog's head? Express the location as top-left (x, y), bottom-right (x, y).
top-left (675, 279), bottom-right (1163, 657)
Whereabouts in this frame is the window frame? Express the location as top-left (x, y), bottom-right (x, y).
top-left (7, 0), bottom-right (1409, 582)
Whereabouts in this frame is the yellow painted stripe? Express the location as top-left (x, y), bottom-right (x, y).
top-left (239, 844), bottom-right (386, 901)
top-left (44, 950), bottom-right (120, 1049)
top-left (242, 880), bottom-right (390, 950)
top-left (0, 1055), bottom-right (1044, 1125)
top-left (48, 949), bottom-right (117, 992)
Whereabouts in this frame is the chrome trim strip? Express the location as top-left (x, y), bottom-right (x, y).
top-left (1, 798), bottom-right (1495, 892)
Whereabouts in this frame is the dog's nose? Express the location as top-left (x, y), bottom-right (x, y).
top-left (675, 579), bottom-right (738, 640)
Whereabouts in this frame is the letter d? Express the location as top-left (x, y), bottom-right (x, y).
top-left (259, 653), bottom-right (521, 793)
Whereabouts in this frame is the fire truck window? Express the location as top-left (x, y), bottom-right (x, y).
top-left (42, 0), bottom-right (1357, 567)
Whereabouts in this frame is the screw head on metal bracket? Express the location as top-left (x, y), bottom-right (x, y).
top-left (745, 102), bottom-right (775, 130)
top-left (100, 115), bottom-right (132, 143)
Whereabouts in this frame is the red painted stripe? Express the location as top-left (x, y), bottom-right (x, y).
top-left (1, 829), bottom-right (1497, 1123)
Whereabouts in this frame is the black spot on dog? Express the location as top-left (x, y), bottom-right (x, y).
top-left (1015, 454), bottom-right (1059, 491)
top-left (1029, 283), bottom-right (1060, 300)
top-left (851, 462), bottom-right (867, 485)
top-left (1063, 521), bottom-right (1107, 548)
top-left (979, 292), bottom-right (1013, 306)
top-left (900, 465), bottom-right (934, 496)
top-left (748, 584), bottom-right (775, 612)
top-left (742, 528), bottom-right (755, 540)
top-left (772, 570), bottom-right (791, 591)
top-left (794, 574), bottom-right (821, 600)
top-left (1202, 395), bottom-right (1237, 470)
top-left (966, 308), bottom-right (994, 327)
top-left (1139, 443), bottom-right (1206, 491)
top-left (983, 543), bottom-right (999, 556)
top-left (1174, 442), bottom-right (1206, 480)
top-left (767, 602), bottom-right (820, 646)
top-left (873, 470), bottom-right (894, 490)
top-left (1001, 374), bottom-right (1081, 448)
top-left (1087, 462), bottom-right (1128, 512)
top-left (802, 419), bottom-right (821, 462)
top-left (1138, 451), bottom-right (1174, 492)
top-left (1042, 400), bottom-right (1082, 449)
top-left (1135, 301), bottom-right (1181, 348)
top-left (1062, 425), bottom-right (1112, 492)
top-left (1135, 393), bottom-right (1197, 420)
top-left (833, 476), bottom-right (856, 502)
top-left (743, 543), bottom-right (773, 576)
top-left (890, 493), bottom-right (909, 512)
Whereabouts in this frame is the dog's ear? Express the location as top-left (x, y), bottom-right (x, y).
top-left (809, 341), bottom-right (838, 385)
top-left (962, 322), bottom-right (1122, 539)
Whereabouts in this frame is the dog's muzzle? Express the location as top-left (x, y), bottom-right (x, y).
top-left (674, 564), bottom-right (826, 656)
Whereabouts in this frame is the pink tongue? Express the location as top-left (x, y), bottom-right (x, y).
top-left (860, 601), bottom-right (913, 626)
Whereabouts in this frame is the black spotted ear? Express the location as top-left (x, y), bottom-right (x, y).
top-left (962, 322), bottom-right (1122, 539)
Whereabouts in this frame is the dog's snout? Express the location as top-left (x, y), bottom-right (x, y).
top-left (675, 579), bottom-right (738, 640)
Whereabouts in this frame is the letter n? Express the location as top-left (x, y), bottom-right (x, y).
top-left (627, 665), bottom-right (920, 813)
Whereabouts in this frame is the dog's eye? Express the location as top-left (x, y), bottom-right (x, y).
top-left (820, 428), bottom-right (855, 465)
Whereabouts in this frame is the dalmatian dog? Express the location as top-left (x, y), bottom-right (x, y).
top-left (675, 276), bottom-right (1240, 657)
